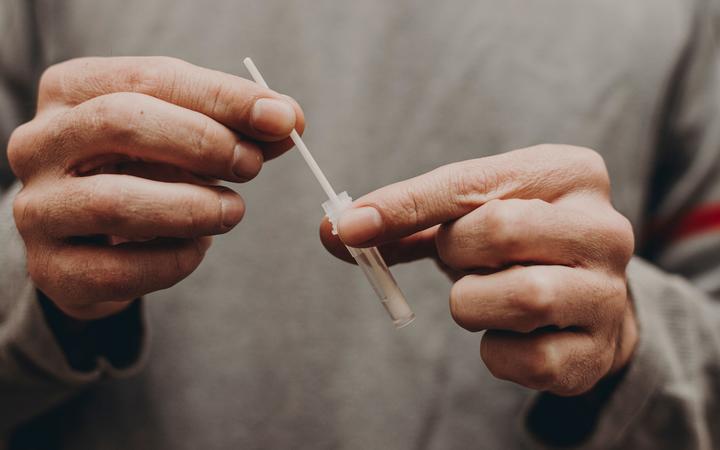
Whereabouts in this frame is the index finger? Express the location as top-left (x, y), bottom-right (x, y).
top-left (37, 56), bottom-right (305, 142)
top-left (336, 145), bottom-right (610, 247)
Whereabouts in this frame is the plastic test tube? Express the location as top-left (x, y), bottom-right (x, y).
top-left (243, 58), bottom-right (415, 328)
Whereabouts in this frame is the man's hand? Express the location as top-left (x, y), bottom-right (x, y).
top-left (8, 57), bottom-right (305, 321)
top-left (321, 145), bottom-right (637, 396)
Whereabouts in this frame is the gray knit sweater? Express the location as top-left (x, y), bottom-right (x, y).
top-left (1, 0), bottom-right (720, 449)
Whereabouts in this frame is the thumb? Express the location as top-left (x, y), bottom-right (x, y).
top-left (320, 216), bottom-right (440, 266)
top-left (335, 145), bottom-right (607, 248)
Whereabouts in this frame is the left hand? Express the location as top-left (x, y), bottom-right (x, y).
top-left (320, 145), bottom-right (638, 396)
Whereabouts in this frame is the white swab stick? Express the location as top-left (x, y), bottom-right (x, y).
top-left (243, 57), bottom-right (339, 202)
top-left (243, 57), bottom-right (416, 329)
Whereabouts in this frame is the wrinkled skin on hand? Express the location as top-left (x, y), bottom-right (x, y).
top-left (321, 145), bottom-right (637, 396)
top-left (9, 56), bottom-right (304, 320)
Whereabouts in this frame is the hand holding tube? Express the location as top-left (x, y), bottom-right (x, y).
top-left (323, 193), bottom-right (415, 328)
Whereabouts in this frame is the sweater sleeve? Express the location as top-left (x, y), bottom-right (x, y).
top-left (0, 186), bottom-right (150, 436)
top-left (524, 0), bottom-right (720, 448)
top-left (0, 2), bottom-right (149, 436)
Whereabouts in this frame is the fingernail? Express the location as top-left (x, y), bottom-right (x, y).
top-left (220, 190), bottom-right (244, 228)
top-left (232, 144), bottom-right (263, 180)
top-left (338, 207), bottom-right (383, 245)
top-left (251, 98), bottom-right (295, 136)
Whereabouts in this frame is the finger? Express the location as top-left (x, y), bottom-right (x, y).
top-left (336, 145), bottom-right (610, 247)
top-left (13, 93), bottom-right (264, 182)
top-left (449, 265), bottom-right (627, 333)
top-left (14, 175), bottom-right (245, 239)
top-left (480, 328), bottom-right (613, 395)
top-left (319, 218), bottom-right (355, 263)
top-left (29, 237), bottom-right (211, 311)
top-left (321, 218), bottom-right (466, 281)
top-left (260, 95), bottom-right (306, 161)
top-left (37, 56), bottom-right (306, 143)
top-left (320, 217), bottom-right (438, 265)
top-left (436, 198), bottom-right (632, 270)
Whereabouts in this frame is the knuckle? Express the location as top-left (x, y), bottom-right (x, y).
top-left (38, 58), bottom-right (94, 104)
top-left (184, 195), bottom-right (205, 233)
top-left (506, 291), bottom-right (546, 334)
top-left (121, 61), bottom-right (161, 92)
top-left (610, 277), bottom-right (630, 304)
top-left (47, 108), bottom-right (79, 151)
top-left (435, 221), bottom-right (474, 268)
top-left (591, 209), bottom-right (635, 268)
top-left (513, 270), bottom-right (553, 318)
top-left (445, 160), bottom-right (499, 209)
top-left (604, 277), bottom-right (630, 318)
top-left (38, 61), bottom-right (69, 98)
top-left (12, 188), bottom-right (38, 233)
top-left (7, 123), bottom-right (35, 178)
top-left (205, 81), bottom-right (227, 117)
top-left (608, 213), bottom-right (635, 263)
top-left (574, 147), bottom-right (610, 192)
top-left (480, 199), bottom-right (504, 232)
top-left (388, 184), bottom-right (423, 230)
top-left (191, 118), bottom-right (221, 161)
top-left (482, 199), bottom-right (522, 250)
top-left (536, 144), bottom-right (610, 194)
top-left (181, 190), bottom-right (220, 233)
top-left (80, 178), bottom-right (126, 228)
top-left (83, 94), bottom-right (140, 144)
top-left (523, 341), bottom-right (562, 390)
top-left (576, 146), bottom-right (606, 168)
top-left (123, 56), bottom-right (184, 98)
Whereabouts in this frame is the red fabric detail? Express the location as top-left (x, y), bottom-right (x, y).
top-left (670, 203), bottom-right (720, 241)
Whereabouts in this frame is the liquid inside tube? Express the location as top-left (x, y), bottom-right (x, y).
top-left (323, 192), bottom-right (415, 328)
top-left (348, 246), bottom-right (416, 328)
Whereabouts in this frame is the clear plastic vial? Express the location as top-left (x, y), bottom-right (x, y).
top-left (323, 192), bottom-right (416, 328)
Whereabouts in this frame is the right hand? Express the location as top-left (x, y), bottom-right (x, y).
top-left (8, 57), bottom-right (304, 320)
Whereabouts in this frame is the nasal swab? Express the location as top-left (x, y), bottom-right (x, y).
top-left (243, 57), bottom-right (415, 328)
top-left (243, 59), bottom-right (338, 202)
